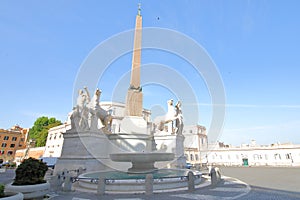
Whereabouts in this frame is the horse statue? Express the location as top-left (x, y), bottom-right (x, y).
top-left (88, 88), bottom-right (112, 132)
top-left (154, 99), bottom-right (182, 134)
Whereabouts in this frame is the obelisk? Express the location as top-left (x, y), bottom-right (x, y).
top-left (125, 4), bottom-right (143, 117)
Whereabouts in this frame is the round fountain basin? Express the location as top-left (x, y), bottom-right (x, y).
top-left (77, 169), bottom-right (202, 194)
top-left (110, 152), bottom-right (174, 173)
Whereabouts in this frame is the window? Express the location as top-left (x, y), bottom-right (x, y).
top-left (20, 138), bottom-right (24, 141)
top-left (10, 144), bottom-right (15, 148)
top-left (0, 150), bottom-right (4, 154)
top-left (228, 155), bottom-right (231, 160)
top-left (195, 154), bottom-right (199, 161)
top-left (1, 143), bottom-right (7, 147)
top-left (190, 154), bottom-right (194, 161)
top-left (265, 154), bottom-right (268, 160)
top-left (219, 155), bottom-right (223, 160)
top-left (12, 137), bottom-right (17, 141)
top-left (7, 151), bottom-right (13, 155)
top-left (274, 153), bottom-right (281, 160)
top-left (286, 153), bottom-right (291, 159)
top-left (4, 136), bottom-right (9, 140)
top-left (236, 154), bottom-right (239, 160)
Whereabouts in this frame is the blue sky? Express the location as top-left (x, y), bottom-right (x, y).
top-left (1, 1), bottom-right (300, 146)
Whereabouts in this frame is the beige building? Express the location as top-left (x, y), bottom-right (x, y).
top-left (0, 125), bottom-right (29, 162)
top-left (14, 146), bottom-right (45, 165)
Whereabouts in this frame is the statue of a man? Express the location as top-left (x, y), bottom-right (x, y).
top-left (88, 88), bottom-right (102, 130)
top-left (175, 101), bottom-right (184, 135)
top-left (77, 86), bottom-right (90, 111)
top-left (76, 87), bottom-right (90, 130)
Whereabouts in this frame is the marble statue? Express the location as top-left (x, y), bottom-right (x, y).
top-left (70, 87), bottom-right (112, 132)
top-left (155, 99), bottom-right (183, 135)
top-left (70, 87), bottom-right (90, 130)
top-left (88, 88), bottom-right (112, 131)
top-left (175, 101), bottom-right (183, 135)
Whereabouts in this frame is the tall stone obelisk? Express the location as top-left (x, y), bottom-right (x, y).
top-left (125, 4), bottom-right (143, 117)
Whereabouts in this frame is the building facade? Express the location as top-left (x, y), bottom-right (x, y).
top-left (205, 142), bottom-right (300, 167)
top-left (184, 141), bottom-right (300, 167)
top-left (0, 125), bottom-right (29, 162)
top-left (43, 123), bottom-right (71, 158)
top-left (183, 125), bottom-right (208, 166)
top-left (100, 101), bottom-right (151, 134)
top-left (14, 146), bottom-right (45, 165)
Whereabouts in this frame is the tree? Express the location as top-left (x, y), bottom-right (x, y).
top-left (29, 116), bottom-right (62, 147)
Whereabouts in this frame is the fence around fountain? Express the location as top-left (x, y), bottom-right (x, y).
top-left (74, 169), bottom-right (202, 193)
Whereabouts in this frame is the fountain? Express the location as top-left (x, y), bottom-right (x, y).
top-left (110, 152), bottom-right (174, 173)
top-left (53, 4), bottom-right (203, 194)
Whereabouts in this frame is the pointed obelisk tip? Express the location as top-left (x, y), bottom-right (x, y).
top-left (138, 3), bottom-right (141, 16)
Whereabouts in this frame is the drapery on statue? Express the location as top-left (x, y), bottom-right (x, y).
top-left (70, 87), bottom-right (112, 132)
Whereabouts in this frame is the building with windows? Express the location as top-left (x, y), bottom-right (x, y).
top-left (184, 140), bottom-right (300, 167)
top-left (183, 125), bottom-right (208, 166)
top-left (0, 125), bottom-right (29, 162)
top-left (205, 141), bottom-right (300, 167)
top-left (99, 101), bottom-right (151, 134)
top-left (14, 146), bottom-right (45, 165)
top-left (43, 123), bottom-right (71, 158)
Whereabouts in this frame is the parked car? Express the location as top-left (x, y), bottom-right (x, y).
top-left (186, 163), bottom-right (192, 169)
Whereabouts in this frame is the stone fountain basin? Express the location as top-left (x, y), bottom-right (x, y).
top-left (110, 152), bottom-right (174, 173)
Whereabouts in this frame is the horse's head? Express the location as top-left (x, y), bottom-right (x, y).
top-left (167, 99), bottom-right (173, 106)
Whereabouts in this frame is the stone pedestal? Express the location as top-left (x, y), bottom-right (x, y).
top-left (154, 133), bottom-right (186, 169)
top-left (54, 129), bottom-right (110, 174)
top-left (174, 134), bottom-right (186, 168)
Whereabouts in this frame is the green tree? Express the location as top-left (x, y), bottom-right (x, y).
top-left (29, 116), bottom-right (62, 147)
